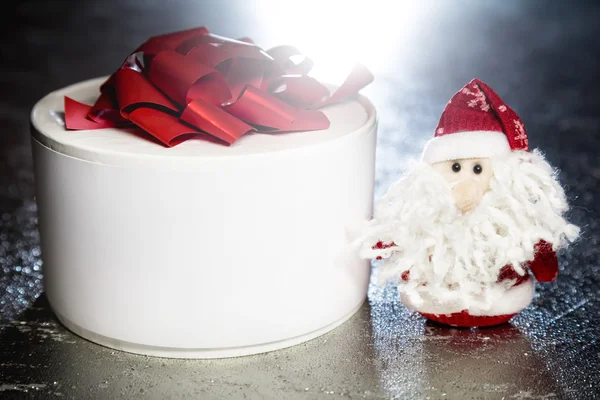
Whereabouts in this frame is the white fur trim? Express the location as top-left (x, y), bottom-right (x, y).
top-left (421, 131), bottom-right (511, 164)
top-left (399, 276), bottom-right (535, 316)
top-left (480, 277), bottom-right (535, 316)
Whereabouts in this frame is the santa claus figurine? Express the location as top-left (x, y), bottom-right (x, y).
top-left (360, 78), bottom-right (580, 328)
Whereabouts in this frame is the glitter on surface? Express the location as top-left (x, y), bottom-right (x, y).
top-left (1, 0), bottom-right (599, 399)
top-left (0, 143), bottom-right (43, 328)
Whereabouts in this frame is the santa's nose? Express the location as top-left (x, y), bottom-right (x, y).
top-left (452, 179), bottom-right (484, 212)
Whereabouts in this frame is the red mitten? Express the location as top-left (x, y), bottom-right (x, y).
top-left (497, 265), bottom-right (529, 285)
top-left (527, 240), bottom-right (559, 282)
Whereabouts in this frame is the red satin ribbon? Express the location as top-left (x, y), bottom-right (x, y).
top-left (64, 27), bottom-right (374, 146)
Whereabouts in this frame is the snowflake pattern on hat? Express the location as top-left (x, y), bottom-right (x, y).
top-left (462, 84), bottom-right (490, 112)
top-left (513, 119), bottom-right (528, 147)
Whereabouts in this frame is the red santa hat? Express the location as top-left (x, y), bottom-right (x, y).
top-left (421, 79), bottom-right (530, 164)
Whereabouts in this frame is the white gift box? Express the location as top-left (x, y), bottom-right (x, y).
top-left (30, 77), bottom-right (377, 358)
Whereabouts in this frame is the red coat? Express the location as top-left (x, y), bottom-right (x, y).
top-left (372, 240), bottom-right (559, 283)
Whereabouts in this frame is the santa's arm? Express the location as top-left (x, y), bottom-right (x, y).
top-left (527, 240), bottom-right (559, 282)
top-left (371, 241), bottom-right (411, 281)
top-left (372, 241), bottom-right (397, 260)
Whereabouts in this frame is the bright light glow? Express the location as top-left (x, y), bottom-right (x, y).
top-left (247, 0), bottom-right (437, 83)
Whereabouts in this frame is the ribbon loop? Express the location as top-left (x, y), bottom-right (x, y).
top-left (182, 98), bottom-right (254, 144)
top-left (148, 50), bottom-right (223, 107)
top-left (227, 86), bottom-right (329, 131)
top-left (270, 75), bottom-right (330, 108)
top-left (113, 68), bottom-right (178, 117)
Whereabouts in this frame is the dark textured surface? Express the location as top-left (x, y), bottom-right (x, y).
top-left (1, 1), bottom-right (599, 399)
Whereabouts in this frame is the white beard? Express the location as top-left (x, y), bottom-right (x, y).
top-left (360, 150), bottom-right (580, 313)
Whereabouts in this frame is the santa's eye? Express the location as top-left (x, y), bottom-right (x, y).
top-left (473, 164), bottom-right (483, 174)
top-left (451, 162), bottom-right (461, 173)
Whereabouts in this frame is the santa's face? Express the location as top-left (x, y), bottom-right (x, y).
top-left (431, 158), bottom-right (493, 212)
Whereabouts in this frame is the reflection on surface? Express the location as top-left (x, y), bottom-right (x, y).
top-left (366, 254), bottom-right (600, 399)
top-left (369, 285), bottom-right (564, 398)
top-left (0, 281), bottom-right (588, 399)
top-left (0, 295), bottom-right (382, 399)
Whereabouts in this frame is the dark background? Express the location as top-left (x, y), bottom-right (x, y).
top-left (1, 1), bottom-right (599, 399)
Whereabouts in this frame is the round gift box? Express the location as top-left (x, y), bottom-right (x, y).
top-left (30, 77), bottom-right (377, 358)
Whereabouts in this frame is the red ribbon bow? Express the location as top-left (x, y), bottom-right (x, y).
top-left (64, 27), bottom-right (374, 147)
